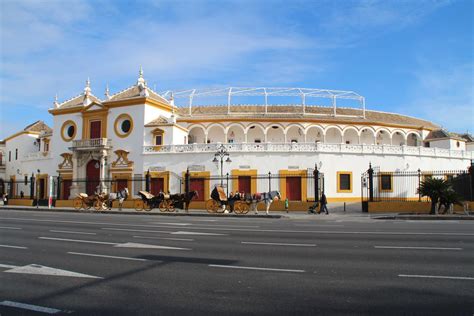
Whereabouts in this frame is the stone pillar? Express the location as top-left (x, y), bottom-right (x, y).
top-left (69, 152), bottom-right (80, 198)
top-left (99, 150), bottom-right (108, 194)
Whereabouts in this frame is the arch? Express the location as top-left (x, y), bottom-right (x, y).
top-left (225, 123), bottom-right (246, 143)
top-left (343, 127), bottom-right (360, 144)
top-left (360, 127), bottom-right (376, 145)
top-left (406, 131), bottom-right (421, 147)
top-left (265, 124), bottom-right (285, 143)
top-left (246, 124), bottom-right (265, 143)
top-left (188, 125), bottom-right (206, 144)
top-left (206, 124), bottom-right (226, 143)
top-left (325, 126), bottom-right (343, 144)
top-left (391, 129), bottom-right (406, 146)
top-left (305, 125), bottom-right (324, 143)
top-left (285, 124), bottom-right (305, 143)
top-left (375, 128), bottom-right (391, 145)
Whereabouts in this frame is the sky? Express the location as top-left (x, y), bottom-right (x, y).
top-left (0, 0), bottom-right (473, 139)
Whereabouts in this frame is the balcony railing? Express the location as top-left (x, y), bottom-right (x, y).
top-left (71, 138), bottom-right (112, 150)
top-left (143, 142), bottom-right (473, 159)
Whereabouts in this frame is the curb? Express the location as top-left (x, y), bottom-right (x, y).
top-left (0, 206), bottom-right (282, 219)
top-left (373, 215), bottom-right (473, 220)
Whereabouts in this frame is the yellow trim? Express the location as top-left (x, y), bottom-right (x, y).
top-left (4, 131), bottom-right (41, 142)
top-left (182, 171), bottom-right (211, 200)
top-left (178, 117), bottom-right (432, 132)
top-left (43, 138), bottom-right (50, 152)
top-left (114, 114), bottom-right (134, 138)
top-left (36, 174), bottom-right (48, 199)
top-left (231, 169), bottom-right (257, 194)
top-left (422, 173), bottom-right (433, 182)
top-left (61, 120), bottom-right (77, 142)
top-left (378, 172), bottom-right (394, 193)
top-left (152, 128), bottom-right (165, 145)
top-left (337, 171), bottom-right (353, 193)
top-left (279, 170), bottom-right (307, 201)
top-left (111, 172), bottom-right (133, 193)
top-left (145, 171), bottom-right (170, 193)
top-left (82, 109), bottom-right (108, 139)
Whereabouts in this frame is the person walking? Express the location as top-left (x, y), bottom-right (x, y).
top-left (320, 192), bottom-right (328, 214)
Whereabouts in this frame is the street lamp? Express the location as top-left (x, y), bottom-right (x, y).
top-left (36, 169), bottom-right (40, 209)
top-left (213, 144), bottom-right (231, 186)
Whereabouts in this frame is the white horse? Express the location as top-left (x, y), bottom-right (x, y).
top-left (252, 191), bottom-right (281, 215)
top-left (106, 188), bottom-right (129, 210)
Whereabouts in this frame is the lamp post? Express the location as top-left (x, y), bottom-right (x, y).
top-left (212, 144), bottom-right (231, 186)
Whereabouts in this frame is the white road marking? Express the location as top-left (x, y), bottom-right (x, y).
top-left (209, 264), bottom-right (305, 273)
top-left (39, 237), bottom-right (190, 250)
top-left (398, 274), bottom-right (474, 281)
top-left (39, 237), bottom-right (115, 245)
top-left (114, 242), bottom-right (190, 250)
top-left (0, 244), bottom-right (28, 249)
top-left (102, 228), bottom-right (171, 233)
top-left (3, 263), bottom-right (101, 279)
top-left (0, 301), bottom-right (63, 314)
top-left (150, 222), bottom-right (191, 226)
top-left (293, 224), bottom-right (344, 227)
top-left (242, 242), bottom-right (316, 247)
top-left (0, 264), bottom-right (17, 269)
top-left (133, 235), bottom-right (194, 242)
top-left (68, 252), bottom-right (150, 262)
top-left (50, 230), bottom-right (97, 235)
top-left (4, 217), bottom-right (474, 236)
top-left (171, 231), bottom-right (226, 236)
top-left (375, 246), bottom-right (462, 251)
top-left (0, 226), bottom-right (22, 230)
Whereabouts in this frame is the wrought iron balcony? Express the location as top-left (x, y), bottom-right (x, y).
top-left (71, 138), bottom-right (112, 150)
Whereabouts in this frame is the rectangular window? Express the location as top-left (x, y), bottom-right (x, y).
top-left (337, 172), bottom-right (352, 193)
top-left (44, 142), bottom-right (49, 152)
top-left (254, 139), bottom-right (261, 143)
top-left (8, 151), bottom-right (11, 162)
top-left (155, 135), bottom-right (163, 145)
top-left (380, 173), bottom-right (393, 192)
top-left (90, 120), bottom-right (102, 139)
top-left (15, 149), bottom-right (18, 160)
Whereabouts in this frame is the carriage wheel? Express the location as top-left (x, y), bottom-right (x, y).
top-left (143, 201), bottom-right (152, 212)
top-left (94, 200), bottom-right (105, 211)
top-left (134, 199), bottom-right (144, 211)
top-left (159, 200), bottom-right (168, 212)
top-left (167, 200), bottom-right (175, 212)
top-left (73, 197), bottom-right (83, 210)
top-left (233, 201), bottom-right (242, 214)
top-left (205, 199), bottom-right (219, 213)
top-left (239, 203), bottom-right (250, 214)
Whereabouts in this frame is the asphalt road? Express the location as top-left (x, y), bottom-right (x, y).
top-left (1, 209), bottom-right (473, 315)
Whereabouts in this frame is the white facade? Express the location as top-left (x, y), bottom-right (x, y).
top-left (1, 71), bottom-right (472, 203)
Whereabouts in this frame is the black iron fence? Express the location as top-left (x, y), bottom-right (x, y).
top-left (361, 163), bottom-right (473, 206)
top-left (2, 168), bottom-right (325, 204)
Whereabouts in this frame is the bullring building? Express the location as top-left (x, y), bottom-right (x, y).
top-left (0, 69), bottom-right (472, 209)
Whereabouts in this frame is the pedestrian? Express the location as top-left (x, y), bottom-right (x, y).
top-left (3, 193), bottom-right (8, 206)
top-left (20, 191), bottom-right (24, 199)
top-left (320, 192), bottom-right (328, 214)
top-left (285, 197), bottom-right (289, 213)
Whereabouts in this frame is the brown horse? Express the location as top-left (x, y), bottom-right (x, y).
top-left (170, 190), bottom-right (199, 212)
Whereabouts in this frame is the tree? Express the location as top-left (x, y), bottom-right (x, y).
top-left (417, 178), bottom-right (449, 214)
top-left (438, 187), bottom-right (463, 214)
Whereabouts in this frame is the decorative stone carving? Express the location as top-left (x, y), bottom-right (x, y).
top-left (58, 153), bottom-right (73, 169)
top-left (112, 149), bottom-right (134, 168)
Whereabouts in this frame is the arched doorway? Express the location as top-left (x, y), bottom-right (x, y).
top-left (86, 160), bottom-right (100, 195)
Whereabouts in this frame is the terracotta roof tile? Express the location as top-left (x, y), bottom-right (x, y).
top-left (59, 94), bottom-right (101, 109)
top-left (23, 120), bottom-right (52, 133)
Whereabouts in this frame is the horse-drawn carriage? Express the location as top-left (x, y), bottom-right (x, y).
top-left (73, 188), bottom-right (129, 211)
top-left (205, 186), bottom-right (250, 214)
top-left (206, 186), bottom-right (281, 215)
top-left (73, 193), bottom-right (107, 211)
top-left (134, 190), bottom-right (198, 212)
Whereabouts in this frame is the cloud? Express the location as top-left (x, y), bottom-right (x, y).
top-left (405, 62), bottom-right (473, 133)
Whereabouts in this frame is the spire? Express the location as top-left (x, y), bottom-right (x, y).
top-left (137, 66), bottom-right (146, 86)
top-left (169, 92), bottom-right (175, 106)
top-left (83, 77), bottom-right (92, 106)
top-left (53, 94), bottom-right (59, 108)
top-left (169, 92), bottom-right (176, 123)
top-left (105, 84), bottom-right (110, 100)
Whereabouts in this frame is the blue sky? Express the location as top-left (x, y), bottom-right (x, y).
top-left (0, 0), bottom-right (472, 139)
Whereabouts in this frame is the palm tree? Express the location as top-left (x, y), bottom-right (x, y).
top-left (438, 188), bottom-right (463, 214)
top-left (417, 178), bottom-right (449, 214)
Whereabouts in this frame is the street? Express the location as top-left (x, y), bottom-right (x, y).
top-left (1, 209), bottom-right (473, 315)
